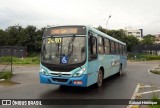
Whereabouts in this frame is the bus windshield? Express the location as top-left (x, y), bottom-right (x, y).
top-left (41, 36), bottom-right (86, 65)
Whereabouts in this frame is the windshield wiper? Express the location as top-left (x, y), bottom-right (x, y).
top-left (68, 35), bottom-right (75, 57)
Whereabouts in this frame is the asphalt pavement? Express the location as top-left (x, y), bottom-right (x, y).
top-left (0, 62), bottom-right (160, 108)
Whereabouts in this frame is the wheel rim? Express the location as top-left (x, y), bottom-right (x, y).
top-left (97, 70), bottom-right (103, 87)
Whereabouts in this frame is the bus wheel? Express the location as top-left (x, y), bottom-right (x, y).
top-left (118, 65), bottom-right (122, 76)
top-left (97, 69), bottom-right (103, 88)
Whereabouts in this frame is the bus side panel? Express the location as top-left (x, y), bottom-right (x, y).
top-left (120, 55), bottom-right (127, 71)
top-left (87, 60), bottom-right (99, 86)
top-left (100, 55), bottom-right (112, 79)
top-left (110, 55), bottom-right (120, 75)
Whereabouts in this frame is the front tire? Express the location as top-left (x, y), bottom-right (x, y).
top-left (97, 69), bottom-right (103, 88)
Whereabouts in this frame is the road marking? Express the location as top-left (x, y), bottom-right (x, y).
top-left (139, 85), bottom-right (160, 89)
top-left (141, 85), bottom-right (155, 87)
top-left (127, 83), bottom-right (160, 108)
top-left (127, 83), bottom-right (140, 108)
top-left (131, 83), bottom-right (141, 99)
top-left (137, 89), bottom-right (160, 95)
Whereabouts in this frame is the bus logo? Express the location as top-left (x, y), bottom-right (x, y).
top-left (61, 56), bottom-right (68, 64)
top-left (58, 73), bottom-right (62, 77)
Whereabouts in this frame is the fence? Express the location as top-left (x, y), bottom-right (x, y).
top-left (0, 48), bottom-right (12, 76)
top-left (0, 46), bottom-right (27, 74)
top-left (0, 46), bottom-right (27, 58)
top-left (132, 44), bottom-right (160, 55)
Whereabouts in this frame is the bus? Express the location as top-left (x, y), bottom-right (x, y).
top-left (40, 25), bottom-right (127, 87)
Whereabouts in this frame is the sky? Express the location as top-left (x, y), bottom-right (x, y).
top-left (0, 0), bottom-right (160, 35)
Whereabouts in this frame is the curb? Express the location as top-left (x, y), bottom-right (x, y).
top-left (148, 66), bottom-right (160, 75)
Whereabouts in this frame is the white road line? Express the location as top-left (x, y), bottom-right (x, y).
top-left (131, 83), bottom-right (140, 99)
top-left (138, 89), bottom-right (160, 95)
top-left (126, 83), bottom-right (140, 108)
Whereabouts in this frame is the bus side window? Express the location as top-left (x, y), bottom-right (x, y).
top-left (104, 38), bottom-right (110, 54)
top-left (88, 32), bottom-right (97, 60)
top-left (119, 44), bottom-right (122, 55)
top-left (97, 36), bottom-right (104, 54)
top-left (122, 45), bottom-right (126, 55)
top-left (116, 43), bottom-right (119, 54)
top-left (123, 46), bottom-right (126, 55)
top-left (110, 41), bottom-right (115, 54)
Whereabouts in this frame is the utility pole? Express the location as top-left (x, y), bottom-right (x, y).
top-left (106, 15), bottom-right (111, 31)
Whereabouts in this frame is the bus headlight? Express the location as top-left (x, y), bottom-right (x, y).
top-left (73, 68), bottom-right (86, 77)
top-left (41, 68), bottom-right (49, 75)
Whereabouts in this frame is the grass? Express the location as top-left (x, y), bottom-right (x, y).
top-left (148, 94), bottom-right (160, 108)
top-left (12, 56), bottom-right (40, 64)
top-left (150, 70), bottom-right (160, 75)
top-left (0, 56), bottom-right (40, 64)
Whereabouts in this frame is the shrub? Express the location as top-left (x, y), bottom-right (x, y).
top-left (142, 55), bottom-right (160, 60)
top-left (128, 54), bottom-right (160, 61)
top-left (0, 71), bottom-right (12, 79)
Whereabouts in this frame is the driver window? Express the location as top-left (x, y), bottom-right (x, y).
top-left (88, 31), bottom-right (97, 60)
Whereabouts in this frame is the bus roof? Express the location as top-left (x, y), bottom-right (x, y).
top-left (45, 25), bottom-right (126, 45)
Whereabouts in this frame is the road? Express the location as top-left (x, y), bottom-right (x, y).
top-left (0, 62), bottom-right (160, 108)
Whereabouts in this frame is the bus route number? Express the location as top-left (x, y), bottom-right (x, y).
top-left (48, 38), bottom-right (62, 44)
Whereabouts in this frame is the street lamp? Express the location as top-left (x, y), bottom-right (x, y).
top-left (106, 15), bottom-right (111, 30)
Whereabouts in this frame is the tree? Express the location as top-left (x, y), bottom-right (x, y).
top-left (17, 28), bottom-right (28, 46)
top-left (97, 26), bottom-right (127, 42)
top-left (22, 25), bottom-right (37, 52)
top-left (97, 26), bottom-right (107, 34)
top-left (107, 29), bottom-right (127, 42)
top-left (0, 29), bottom-right (6, 45)
top-left (124, 35), bottom-right (140, 52)
top-left (142, 34), bottom-right (155, 45)
top-left (34, 27), bottom-right (45, 51)
top-left (5, 25), bottom-right (23, 45)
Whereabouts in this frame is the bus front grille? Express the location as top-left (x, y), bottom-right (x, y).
top-left (50, 73), bottom-right (71, 76)
top-left (47, 67), bottom-right (73, 72)
top-left (52, 78), bottom-right (68, 83)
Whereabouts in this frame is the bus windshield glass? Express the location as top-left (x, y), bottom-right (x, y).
top-left (41, 36), bottom-right (86, 65)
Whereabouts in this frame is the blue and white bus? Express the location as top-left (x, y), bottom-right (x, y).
top-left (40, 25), bottom-right (127, 87)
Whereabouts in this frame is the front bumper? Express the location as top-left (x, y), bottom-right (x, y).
top-left (39, 73), bottom-right (88, 87)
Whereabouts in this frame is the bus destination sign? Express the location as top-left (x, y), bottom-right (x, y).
top-left (43, 26), bottom-right (86, 36)
top-left (51, 28), bottom-right (78, 35)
